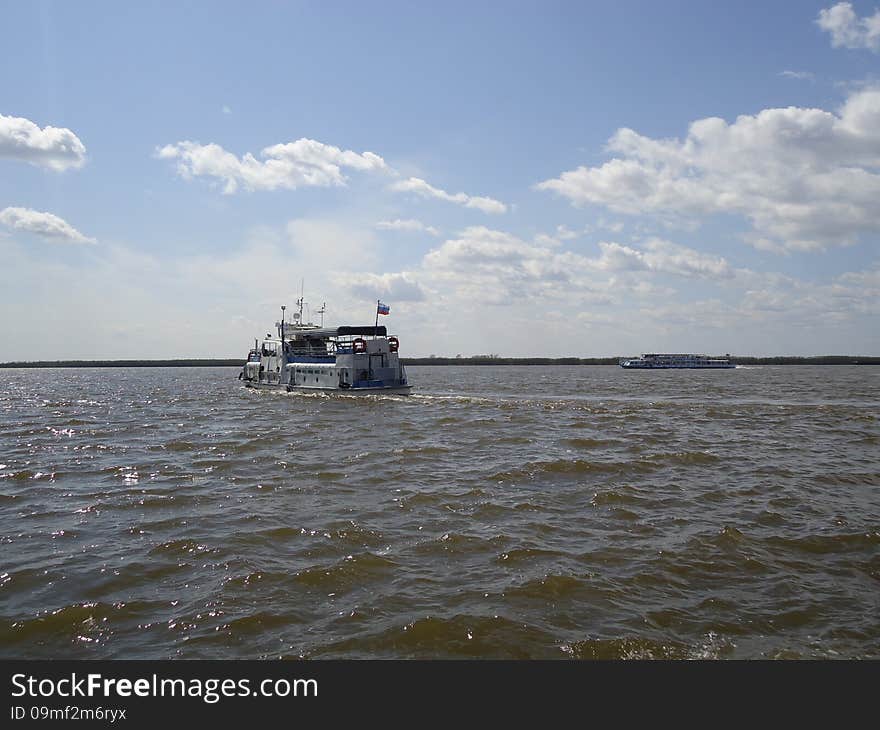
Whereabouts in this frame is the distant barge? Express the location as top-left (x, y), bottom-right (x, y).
top-left (619, 353), bottom-right (735, 369)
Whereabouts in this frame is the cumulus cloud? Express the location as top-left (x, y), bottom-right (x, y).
top-left (817, 3), bottom-right (880, 52)
top-left (535, 224), bottom-right (580, 247)
top-left (375, 218), bottom-right (440, 236)
top-left (409, 228), bottom-right (738, 309)
top-left (389, 177), bottom-right (507, 214)
top-left (158, 134), bottom-right (505, 217)
top-left (3, 215), bottom-right (875, 360)
top-left (413, 226), bottom-right (617, 307)
top-left (0, 113), bottom-right (87, 171)
top-left (345, 271), bottom-right (427, 302)
top-left (593, 239), bottom-right (733, 279)
top-left (374, 225), bottom-right (758, 326)
top-left (157, 138), bottom-right (388, 193)
top-left (0, 207), bottom-right (95, 244)
top-left (638, 264), bottom-right (880, 334)
top-left (536, 88), bottom-right (880, 251)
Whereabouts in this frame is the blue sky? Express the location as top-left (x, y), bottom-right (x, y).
top-left (1, 1), bottom-right (878, 358)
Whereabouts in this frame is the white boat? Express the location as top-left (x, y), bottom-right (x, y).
top-left (240, 299), bottom-right (412, 394)
top-left (619, 353), bottom-right (735, 369)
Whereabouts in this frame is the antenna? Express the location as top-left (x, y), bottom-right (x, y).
top-left (280, 305), bottom-right (286, 338)
top-left (316, 302), bottom-right (326, 327)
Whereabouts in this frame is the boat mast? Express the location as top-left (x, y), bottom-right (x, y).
top-left (374, 299), bottom-right (380, 339)
top-left (295, 279), bottom-right (304, 329)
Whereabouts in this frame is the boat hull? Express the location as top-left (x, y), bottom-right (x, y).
top-left (620, 363), bottom-right (735, 369)
top-left (244, 381), bottom-right (413, 395)
top-left (619, 353), bottom-right (735, 369)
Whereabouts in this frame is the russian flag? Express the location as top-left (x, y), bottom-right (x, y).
top-left (377, 301), bottom-right (390, 315)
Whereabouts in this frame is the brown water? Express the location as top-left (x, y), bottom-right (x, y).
top-left (1, 365), bottom-right (878, 659)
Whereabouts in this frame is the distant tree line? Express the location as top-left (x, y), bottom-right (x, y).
top-left (402, 356), bottom-right (619, 365)
top-left (2, 355), bottom-right (878, 368)
top-left (728, 355), bottom-right (880, 365)
top-left (402, 355), bottom-right (880, 365)
top-left (0, 359), bottom-right (243, 368)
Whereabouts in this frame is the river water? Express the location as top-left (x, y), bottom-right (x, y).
top-left (1, 365), bottom-right (878, 659)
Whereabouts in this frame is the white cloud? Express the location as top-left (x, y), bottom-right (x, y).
top-left (638, 239), bottom-right (732, 279)
top-left (535, 221), bottom-right (624, 247)
top-left (344, 271), bottom-right (427, 302)
top-left (779, 70), bottom-right (816, 81)
top-left (553, 224), bottom-right (580, 240)
top-left (375, 218), bottom-right (440, 236)
top-left (817, 2), bottom-right (880, 52)
top-left (2, 215), bottom-right (876, 360)
top-left (157, 138), bottom-right (388, 193)
top-left (590, 241), bottom-right (645, 272)
top-left (533, 234), bottom-right (561, 247)
top-left (838, 266), bottom-right (880, 290)
top-left (0, 207), bottom-right (95, 244)
top-left (363, 226), bottom-right (766, 345)
top-left (0, 113), bottom-right (87, 171)
top-left (158, 135), bottom-right (505, 219)
top-left (535, 88), bottom-right (880, 251)
top-left (377, 228), bottom-right (737, 314)
top-left (590, 239), bottom-right (732, 279)
top-left (637, 264), bottom-right (880, 335)
top-left (415, 226), bottom-right (614, 306)
top-left (348, 226), bottom-right (801, 354)
top-left (389, 177), bottom-right (507, 214)
top-left (222, 105), bottom-right (232, 115)
top-left (598, 219), bottom-right (625, 233)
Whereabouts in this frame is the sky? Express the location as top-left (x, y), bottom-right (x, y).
top-left (1, 0), bottom-right (878, 359)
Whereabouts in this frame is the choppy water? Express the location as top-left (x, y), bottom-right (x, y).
top-left (1, 365), bottom-right (878, 659)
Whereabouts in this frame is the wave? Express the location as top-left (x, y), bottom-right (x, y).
top-left (305, 614), bottom-right (557, 659)
top-left (496, 547), bottom-right (568, 565)
top-left (0, 600), bottom-right (163, 648)
top-left (413, 532), bottom-right (507, 556)
top-left (148, 539), bottom-right (220, 556)
top-left (506, 573), bottom-right (584, 600)
top-left (766, 530), bottom-right (880, 555)
top-left (292, 552), bottom-right (398, 592)
top-left (489, 458), bottom-right (661, 482)
top-left (561, 635), bottom-right (735, 660)
top-left (563, 437), bottom-right (623, 449)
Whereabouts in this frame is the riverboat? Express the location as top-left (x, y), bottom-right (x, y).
top-left (241, 299), bottom-right (412, 393)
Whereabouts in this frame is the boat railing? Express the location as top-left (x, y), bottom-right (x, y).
top-left (285, 343), bottom-right (329, 355)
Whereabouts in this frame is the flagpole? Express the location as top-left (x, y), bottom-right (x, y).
top-left (375, 299), bottom-right (379, 338)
